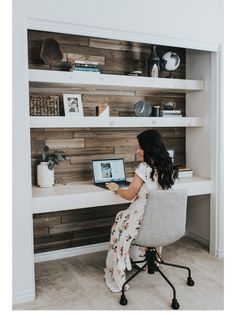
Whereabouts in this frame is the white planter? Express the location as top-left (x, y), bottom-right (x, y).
top-left (37, 162), bottom-right (54, 188)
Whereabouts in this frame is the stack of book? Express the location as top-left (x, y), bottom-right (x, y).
top-left (162, 109), bottom-right (182, 117)
top-left (70, 60), bottom-right (100, 73)
top-left (178, 167), bottom-right (193, 178)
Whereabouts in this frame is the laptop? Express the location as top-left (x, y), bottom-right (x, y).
top-left (92, 158), bottom-right (130, 189)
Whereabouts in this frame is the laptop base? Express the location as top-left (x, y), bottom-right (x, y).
top-left (95, 181), bottom-right (130, 189)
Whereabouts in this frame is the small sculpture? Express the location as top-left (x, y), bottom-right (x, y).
top-left (40, 38), bottom-right (63, 68)
top-left (148, 45), bottom-right (160, 77)
top-left (161, 51), bottom-right (181, 78)
top-left (96, 103), bottom-right (110, 117)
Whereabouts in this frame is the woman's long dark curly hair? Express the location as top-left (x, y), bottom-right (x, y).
top-left (137, 129), bottom-right (179, 190)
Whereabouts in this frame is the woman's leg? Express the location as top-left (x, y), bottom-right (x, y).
top-left (129, 244), bottom-right (146, 268)
top-left (104, 209), bottom-right (132, 292)
top-left (104, 206), bottom-right (144, 292)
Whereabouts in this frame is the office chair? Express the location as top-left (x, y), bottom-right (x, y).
top-left (120, 189), bottom-right (194, 310)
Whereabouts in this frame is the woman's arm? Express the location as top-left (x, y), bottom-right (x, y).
top-left (105, 174), bottom-right (144, 201)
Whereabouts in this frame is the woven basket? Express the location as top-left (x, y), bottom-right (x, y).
top-left (30, 95), bottom-right (60, 116)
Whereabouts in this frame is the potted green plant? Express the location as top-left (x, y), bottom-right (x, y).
top-left (36, 145), bottom-right (68, 187)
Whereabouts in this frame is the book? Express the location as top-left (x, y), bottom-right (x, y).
top-left (72, 63), bottom-right (99, 68)
top-left (162, 109), bottom-right (182, 117)
top-left (162, 110), bottom-right (181, 114)
top-left (70, 62), bottom-right (100, 73)
top-left (178, 168), bottom-right (193, 178)
top-left (70, 67), bottom-right (100, 73)
top-left (73, 60), bottom-right (99, 66)
top-left (162, 114), bottom-right (182, 117)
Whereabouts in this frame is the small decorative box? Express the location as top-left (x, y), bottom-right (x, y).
top-left (30, 95), bottom-right (60, 116)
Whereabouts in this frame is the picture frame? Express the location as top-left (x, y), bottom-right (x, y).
top-left (63, 94), bottom-right (84, 116)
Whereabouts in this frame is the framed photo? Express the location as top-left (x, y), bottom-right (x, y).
top-left (63, 94), bottom-right (84, 116)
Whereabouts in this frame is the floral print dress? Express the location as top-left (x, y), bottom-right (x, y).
top-left (104, 162), bottom-right (161, 292)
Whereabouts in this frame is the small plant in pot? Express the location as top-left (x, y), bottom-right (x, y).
top-left (36, 145), bottom-right (68, 187)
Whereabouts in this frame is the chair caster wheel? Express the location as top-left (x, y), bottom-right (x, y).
top-left (187, 277), bottom-right (194, 286)
top-left (171, 298), bottom-right (180, 310)
top-left (120, 294), bottom-right (128, 306)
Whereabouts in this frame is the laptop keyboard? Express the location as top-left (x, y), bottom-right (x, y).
top-left (115, 181), bottom-right (130, 187)
top-left (96, 181), bottom-right (130, 189)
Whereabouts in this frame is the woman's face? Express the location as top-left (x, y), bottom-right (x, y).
top-left (136, 143), bottom-right (144, 161)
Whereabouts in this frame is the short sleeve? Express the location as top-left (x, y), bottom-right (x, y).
top-left (135, 162), bottom-right (148, 182)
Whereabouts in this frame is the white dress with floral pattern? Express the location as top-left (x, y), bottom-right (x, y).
top-left (104, 162), bottom-right (161, 292)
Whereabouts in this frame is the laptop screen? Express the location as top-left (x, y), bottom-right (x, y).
top-left (92, 158), bottom-right (126, 183)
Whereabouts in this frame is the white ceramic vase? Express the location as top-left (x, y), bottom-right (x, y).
top-left (37, 162), bottom-right (54, 188)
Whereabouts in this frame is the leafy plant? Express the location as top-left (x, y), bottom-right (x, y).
top-left (36, 145), bottom-right (68, 170)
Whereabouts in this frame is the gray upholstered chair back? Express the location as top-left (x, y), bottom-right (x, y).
top-left (135, 189), bottom-right (188, 248)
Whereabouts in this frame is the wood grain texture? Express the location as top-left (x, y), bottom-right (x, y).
top-left (33, 204), bottom-right (130, 253)
top-left (45, 139), bottom-right (85, 149)
top-left (29, 30), bottom-right (186, 253)
top-left (31, 127), bottom-right (185, 184)
top-left (65, 53), bottom-right (105, 65)
top-left (28, 30), bottom-right (185, 78)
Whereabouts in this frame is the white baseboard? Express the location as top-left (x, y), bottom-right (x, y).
top-left (185, 231), bottom-right (210, 246)
top-left (34, 242), bottom-right (109, 263)
top-left (13, 290), bottom-right (35, 306)
top-left (217, 249), bottom-right (224, 258)
top-left (34, 236), bottom-right (224, 263)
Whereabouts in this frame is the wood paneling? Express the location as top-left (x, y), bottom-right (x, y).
top-left (29, 30), bottom-right (186, 253)
top-left (33, 204), bottom-right (130, 253)
top-left (28, 30), bottom-right (186, 78)
top-left (31, 127), bottom-right (185, 184)
top-left (45, 139), bottom-right (85, 149)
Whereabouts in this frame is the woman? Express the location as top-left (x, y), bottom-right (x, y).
top-left (104, 129), bottom-right (179, 292)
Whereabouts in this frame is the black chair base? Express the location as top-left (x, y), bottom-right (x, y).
top-left (119, 247), bottom-right (194, 309)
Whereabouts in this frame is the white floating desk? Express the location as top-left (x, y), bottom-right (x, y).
top-left (32, 176), bottom-right (213, 214)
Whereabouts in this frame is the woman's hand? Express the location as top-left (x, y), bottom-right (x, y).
top-left (105, 174), bottom-right (144, 200)
top-left (105, 182), bottom-right (119, 193)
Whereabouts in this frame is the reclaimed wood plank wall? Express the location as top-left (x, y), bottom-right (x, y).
top-left (31, 127), bottom-right (185, 184)
top-left (29, 30), bottom-right (186, 253)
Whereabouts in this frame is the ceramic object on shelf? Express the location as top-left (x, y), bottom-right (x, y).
top-left (37, 162), bottom-right (54, 188)
top-left (148, 45), bottom-right (160, 77)
top-left (40, 38), bottom-right (63, 67)
top-left (163, 100), bottom-right (176, 110)
top-left (152, 105), bottom-right (160, 117)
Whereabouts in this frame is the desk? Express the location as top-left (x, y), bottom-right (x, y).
top-left (32, 176), bottom-right (212, 214)
top-left (33, 176), bottom-right (213, 262)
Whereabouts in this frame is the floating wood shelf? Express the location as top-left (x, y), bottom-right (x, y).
top-left (29, 69), bottom-right (204, 93)
top-left (30, 116), bottom-right (204, 128)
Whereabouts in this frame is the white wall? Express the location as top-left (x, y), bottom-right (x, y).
top-left (12, 3), bottom-right (35, 304)
top-left (24, 0), bottom-right (223, 46)
top-left (12, 0), bottom-right (224, 304)
top-left (185, 50), bottom-right (212, 245)
top-left (186, 196), bottom-right (210, 242)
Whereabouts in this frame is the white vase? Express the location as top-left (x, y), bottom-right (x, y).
top-left (37, 162), bottom-right (54, 188)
